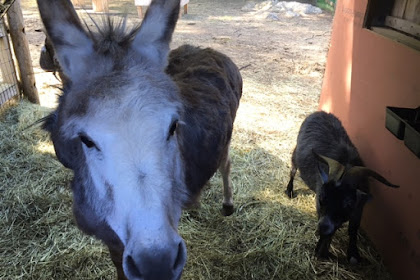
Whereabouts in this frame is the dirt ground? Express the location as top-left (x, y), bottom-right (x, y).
top-left (20, 0), bottom-right (333, 156)
top-left (0, 1), bottom-right (397, 279)
top-left (19, 0), bottom-right (335, 214)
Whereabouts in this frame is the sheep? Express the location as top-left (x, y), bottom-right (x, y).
top-left (286, 111), bottom-right (399, 263)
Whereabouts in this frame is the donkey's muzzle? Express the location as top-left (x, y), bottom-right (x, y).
top-left (123, 238), bottom-right (187, 280)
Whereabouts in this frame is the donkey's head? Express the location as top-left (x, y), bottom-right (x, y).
top-left (38, 0), bottom-right (187, 279)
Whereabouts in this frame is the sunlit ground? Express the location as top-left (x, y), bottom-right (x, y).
top-left (0, 1), bottom-right (391, 279)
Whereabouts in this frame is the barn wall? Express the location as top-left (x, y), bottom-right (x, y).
top-left (319, 0), bottom-right (420, 279)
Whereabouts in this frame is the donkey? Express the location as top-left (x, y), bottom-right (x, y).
top-left (37, 0), bottom-right (242, 279)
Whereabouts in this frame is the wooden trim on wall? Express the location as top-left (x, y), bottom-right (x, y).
top-left (385, 16), bottom-right (420, 38)
top-left (371, 27), bottom-right (420, 50)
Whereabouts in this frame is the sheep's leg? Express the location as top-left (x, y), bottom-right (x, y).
top-left (285, 147), bottom-right (297, 198)
top-left (219, 146), bottom-right (234, 216)
top-left (347, 192), bottom-right (369, 263)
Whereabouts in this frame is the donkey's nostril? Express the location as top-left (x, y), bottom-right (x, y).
top-left (173, 241), bottom-right (187, 271)
top-left (125, 255), bottom-right (143, 278)
top-left (123, 240), bottom-right (187, 279)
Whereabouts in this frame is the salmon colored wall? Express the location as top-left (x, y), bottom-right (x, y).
top-left (319, 1), bottom-right (420, 279)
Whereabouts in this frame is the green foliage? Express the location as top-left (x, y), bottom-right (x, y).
top-left (316, 0), bottom-right (336, 12)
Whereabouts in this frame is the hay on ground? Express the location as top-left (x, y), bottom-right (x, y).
top-left (1, 0), bottom-right (392, 279)
top-left (0, 99), bottom-right (392, 279)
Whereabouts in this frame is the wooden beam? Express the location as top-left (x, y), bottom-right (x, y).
top-left (6, 0), bottom-right (39, 104)
top-left (371, 27), bottom-right (420, 51)
top-left (385, 16), bottom-right (420, 38)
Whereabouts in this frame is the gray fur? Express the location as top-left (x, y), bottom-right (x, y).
top-left (37, 0), bottom-right (242, 279)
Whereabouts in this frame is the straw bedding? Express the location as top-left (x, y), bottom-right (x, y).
top-left (0, 100), bottom-right (391, 279)
top-left (1, 0), bottom-right (392, 279)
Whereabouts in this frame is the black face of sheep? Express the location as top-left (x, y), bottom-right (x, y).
top-left (286, 111), bottom-right (399, 263)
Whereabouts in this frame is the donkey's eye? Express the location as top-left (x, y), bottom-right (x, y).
top-left (168, 119), bottom-right (178, 138)
top-left (79, 135), bottom-right (96, 149)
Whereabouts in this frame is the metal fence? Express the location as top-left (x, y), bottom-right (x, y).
top-left (0, 18), bottom-right (19, 106)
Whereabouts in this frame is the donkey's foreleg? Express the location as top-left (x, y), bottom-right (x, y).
top-left (219, 147), bottom-right (234, 216)
top-left (108, 247), bottom-right (127, 280)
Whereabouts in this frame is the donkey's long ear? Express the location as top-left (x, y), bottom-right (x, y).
top-left (347, 167), bottom-right (400, 188)
top-left (37, 0), bottom-right (95, 82)
top-left (133, 0), bottom-right (180, 67)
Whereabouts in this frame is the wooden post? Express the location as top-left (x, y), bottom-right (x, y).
top-left (137, 6), bottom-right (144, 18)
top-left (72, 0), bottom-right (83, 7)
top-left (136, 1), bottom-right (188, 19)
top-left (92, 0), bottom-right (109, 13)
top-left (7, 0), bottom-right (39, 104)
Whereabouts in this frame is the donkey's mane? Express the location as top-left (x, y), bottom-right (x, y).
top-left (85, 16), bottom-right (141, 57)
